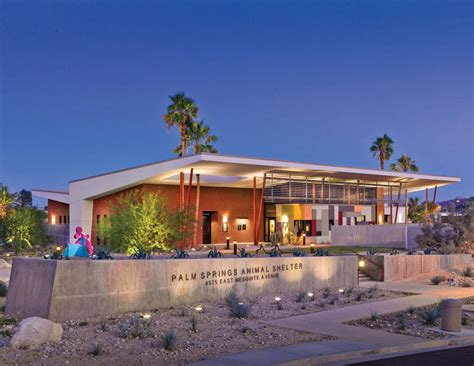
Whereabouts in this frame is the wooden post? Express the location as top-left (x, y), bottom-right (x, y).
top-left (255, 174), bottom-right (267, 245)
top-left (425, 188), bottom-right (429, 221)
top-left (405, 188), bottom-right (408, 224)
top-left (394, 183), bottom-right (402, 224)
top-left (193, 174), bottom-right (200, 248)
top-left (389, 186), bottom-right (393, 224)
top-left (253, 177), bottom-right (257, 245)
top-left (179, 172), bottom-right (185, 210)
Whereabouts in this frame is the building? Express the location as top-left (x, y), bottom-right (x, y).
top-left (33, 154), bottom-right (460, 246)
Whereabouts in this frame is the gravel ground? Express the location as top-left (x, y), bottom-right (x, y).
top-left (349, 297), bottom-right (474, 339)
top-left (0, 286), bottom-right (408, 365)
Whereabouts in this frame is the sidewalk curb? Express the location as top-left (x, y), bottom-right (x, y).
top-left (279, 335), bottom-right (474, 366)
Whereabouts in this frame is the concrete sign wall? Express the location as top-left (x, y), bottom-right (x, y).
top-left (6, 256), bottom-right (357, 321)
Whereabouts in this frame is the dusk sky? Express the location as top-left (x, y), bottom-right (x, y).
top-left (1, 0), bottom-right (472, 205)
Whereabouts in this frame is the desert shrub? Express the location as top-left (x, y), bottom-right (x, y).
top-left (162, 330), bottom-right (177, 350)
top-left (0, 281), bottom-right (7, 297)
top-left (407, 304), bottom-right (416, 314)
top-left (171, 248), bottom-right (189, 259)
top-left (419, 307), bottom-right (440, 325)
top-left (269, 248), bottom-right (281, 257)
top-left (346, 287), bottom-right (354, 296)
top-left (462, 266), bottom-right (473, 278)
top-left (397, 314), bottom-right (407, 330)
top-left (295, 292), bottom-right (306, 303)
top-left (366, 248), bottom-right (378, 256)
top-left (462, 314), bottom-right (470, 326)
top-left (89, 343), bottom-right (104, 357)
top-left (190, 316), bottom-right (198, 332)
top-left (99, 323), bottom-right (107, 332)
top-left (416, 221), bottom-right (468, 254)
top-left (178, 308), bottom-right (188, 317)
top-left (460, 281), bottom-right (472, 288)
top-left (237, 248), bottom-right (251, 258)
top-left (277, 302), bottom-right (284, 310)
top-left (225, 290), bottom-right (240, 307)
top-left (329, 295), bottom-right (339, 305)
top-left (322, 287), bottom-right (331, 298)
top-left (369, 309), bottom-right (379, 321)
top-left (229, 302), bottom-right (251, 319)
top-left (119, 315), bottom-right (154, 339)
top-left (355, 292), bottom-right (365, 302)
top-left (430, 276), bottom-right (446, 285)
top-left (241, 326), bottom-right (251, 333)
top-left (368, 284), bottom-right (378, 294)
top-left (208, 247), bottom-right (222, 258)
top-left (78, 321), bottom-right (88, 326)
top-left (103, 190), bottom-right (193, 256)
top-left (292, 248), bottom-right (306, 257)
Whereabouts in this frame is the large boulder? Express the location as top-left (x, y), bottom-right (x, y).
top-left (0, 259), bottom-right (11, 269)
top-left (9, 317), bottom-right (63, 348)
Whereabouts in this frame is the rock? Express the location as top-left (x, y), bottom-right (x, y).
top-left (9, 317), bottom-right (63, 348)
top-left (0, 259), bottom-right (11, 269)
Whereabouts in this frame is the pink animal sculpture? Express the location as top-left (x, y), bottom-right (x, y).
top-left (74, 226), bottom-right (94, 256)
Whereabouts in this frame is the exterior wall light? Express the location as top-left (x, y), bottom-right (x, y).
top-left (51, 215), bottom-right (56, 225)
top-left (358, 260), bottom-right (366, 268)
top-left (282, 215), bottom-right (289, 229)
top-left (55, 246), bottom-right (62, 252)
top-left (222, 215), bottom-right (228, 232)
top-left (310, 243), bottom-right (315, 254)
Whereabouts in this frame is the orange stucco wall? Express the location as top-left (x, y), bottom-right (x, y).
top-left (47, 199), bottom-right (70, 225)
top-left (91, 184), bottom-right (264, 246)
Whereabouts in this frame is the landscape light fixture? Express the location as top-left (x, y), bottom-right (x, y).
top-left (275, 297), bottom-right (281, 302)
top-left (310, 243), bottom-right (315, 254)
top-left (238, 302), bottom-right (244, 306)
top-left (226, 236), bottom-right (230, 250)
top-left (338, 289), bottom-right (344, 294)
top-left (142, 313), bottom-right (151, 319)
top-left (233, 240), bottom-right (238, 255)
top-left (194, 306), bottom-right (203, 312)
top-left (307, 292), bottom-right (314, 298)
top-left (55, 246), bottom-right (61, 252)
top-left (302, 233), bottom-right (306, 246)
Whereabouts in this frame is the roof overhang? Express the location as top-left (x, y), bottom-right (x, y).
top-left (32, 189), bottom-right (70, 204)
top-left (68, 154), bottom-right (460, 201)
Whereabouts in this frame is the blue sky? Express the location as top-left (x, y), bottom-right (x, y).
top-left (1, 0), bottom-right (472, 205)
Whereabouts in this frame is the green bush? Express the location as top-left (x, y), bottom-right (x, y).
top-left (190, 316), bottom-right (198, 332)
top-left (295, 292), bottom-right (305, 303)
top-left (0, 281), bottom-right (7, 297)
top-left (88, 343), bottom-right (104, 357)
top-left (369, 309), bottom-right (379, 321)
top-left (397, 314), bottom-right (407, 330)
top-left (430, 275), bottom-right (446, 285)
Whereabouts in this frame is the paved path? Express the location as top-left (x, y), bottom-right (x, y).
top-left (191, 340), bottom-right (377, 366)
top-left (191, 281), bottom-right (474, 365)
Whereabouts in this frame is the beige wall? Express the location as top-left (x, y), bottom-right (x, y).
top-left (6, 256), bottom-right (357, 321)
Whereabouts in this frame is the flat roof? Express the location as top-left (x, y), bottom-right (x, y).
top-left (57, 153), bottom-right (460, 200)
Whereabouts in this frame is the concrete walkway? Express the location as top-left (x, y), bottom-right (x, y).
top-left (190, 281), bottom-right (474, 365)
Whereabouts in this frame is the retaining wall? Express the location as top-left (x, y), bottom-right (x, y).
top-left (331, 224), bottom-right (421, 249)
top-left (361, 254), bottom-right (472, 282)
top-left (6, 256), bottom-right (357, 321)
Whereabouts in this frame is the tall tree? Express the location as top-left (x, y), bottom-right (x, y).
top-left (17, 189), bottom-right (33, 207)
top-left (163, 92), bottom-right (199, 157)
top-left (174, 120), bottom-right (218, 156)
top-left (370, 134), bottom-right (394, 170)
top-left (390, 154), bottom-right (419, 172)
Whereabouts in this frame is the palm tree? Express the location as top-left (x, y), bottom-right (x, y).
top-left (370, 134), bottom-right (394, 170)
top-left (174, 121), bottom-right (218, 156)
top-left (163, 92), bottom-right (199, 157)
top-left (390, 154), bottom-right (419, 172)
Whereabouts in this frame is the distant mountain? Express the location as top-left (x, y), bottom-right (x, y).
top-left (438, 197), bottom-right (473, 214)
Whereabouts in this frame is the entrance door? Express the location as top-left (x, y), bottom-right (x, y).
top-left (202, 212), bottom-right (212, 244)
top-left (265, 217), bottom-right (276, 241)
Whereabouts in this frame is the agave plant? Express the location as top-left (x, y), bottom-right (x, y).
top-left (171, 248), bottom-right (189, 259)
top-left (269, 248), bottom-right (281, 257)
top-left (292, 248), bottom-right (306, 257)
top-left (315, 248), bottom-right (329, 256)
top-left (129, 249), bottom-right (152, 259)
top-left (366, 248), bottom-right (378, 256)
top-left (94, 246), bottom-right (113, 260)
top-left (237, 248), bottom-right (251, 258)
top-left (269, 231), bottom-right (283, 246)
top-left (207, 247), bottom-right (222, 258)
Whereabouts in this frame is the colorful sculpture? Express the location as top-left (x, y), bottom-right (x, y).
top-left (64, 226), bottom-right (94, 258)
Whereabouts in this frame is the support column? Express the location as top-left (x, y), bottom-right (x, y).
top-left (179, 172), bottom-right (185, 210)
top-left (186, 168), bottom-right (193, 210)
top-left (394, 183), bottom-right (402, 224)
top-left (425, 188), bottom-right (429, 221)
top-left (431, 186), bottom-right (438, 215)
top-left (405, 188), bottom-right (408, 224)
top-left (256, 174), bottom-right (267, 245)
top-left (253, 177), bottom-right (257, 245)
top-left (193, 174), bottom-right (200, 248)
top-left (321, 178), bottom-right (324, 203)
top-left (389, 186), bottom-right (393, 224)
